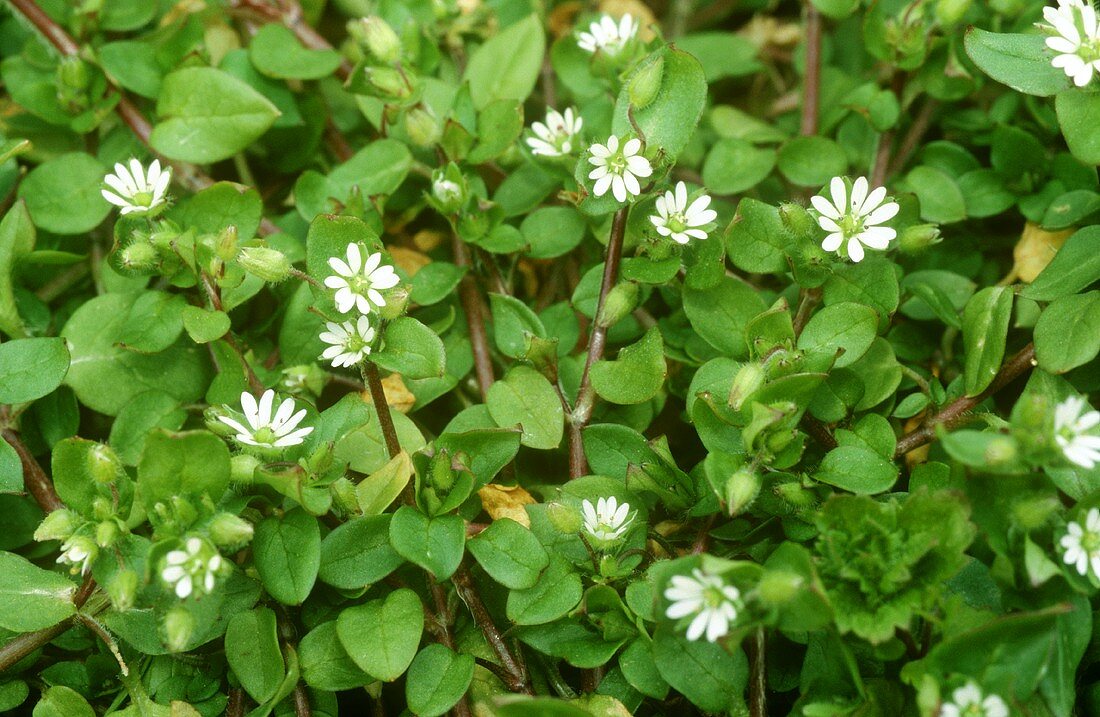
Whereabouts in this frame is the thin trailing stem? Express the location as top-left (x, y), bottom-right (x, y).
top-left (452, 234), bottom-right (496, 401)
top-left (451, 565), bottom-right (532, 695)
top-left (894, 343), bottom-right (1036, 458)
top-left (1, 428), bottom-right (63, 513)
top-left (200, 274), bottom-right (266, 396)
top-left (362, 361), bottom-right (401, 459)
top-left (801, 3), bottom-right (822, 137)
top-left (569, 206), bottom-right (629, 478)
top-left (748, 628), bottom-right (767, 717)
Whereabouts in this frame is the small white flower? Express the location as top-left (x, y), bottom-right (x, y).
top-left (319, 315), bottom-right (376, 368)
top-left (102, 158), bottom-right (171, 216)
top-left (161, 537), bottom-right (225, 600)
top-left (663, 568), bottom-right (741, 643)
top-left (581, 497), bottom-right (635, 543)
top-left (56, 535), bottom-right (96, 575)
top-left (1054, 396), bottom-right (1100, 468)
top-left (1061, 507), bottom-right (1100, 578)
top-left (810, 176), bottom-right (899, 263)
top-left (587, 135), bottom-right (653, 203)
top-left (432, 177), bottom-right (464, 206)
top-left (218, 390), bottom-right (314, 448)
top-left (650, 181), bottom-right (718, 244)
top-left (526, 107), bottom-right (584, 157)
top-left (939, 682), bottom-right (1009, 717)
top-left (1042, 0), bottom-right (1100, 87)
top-left (323, 244), bottom-right (401, 314)
top-left (577, 14), bottom-right (639, 56)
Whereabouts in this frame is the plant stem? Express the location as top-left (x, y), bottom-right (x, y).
top-left (200, 274), bottom-right (266, 396)
top-left (894, 343), bottom-right (1036, 458)
top-left (0, 575), bottom-right (97, 673)
top-left (801, 3), bottom-right (822, 137)
top-left (451, 565), bottom-right (532, 695)
top-left (886, 99), bottom-right (940, 178)
top-left (452, 234), bottom-right (496, 401)
top-left (748, 628), bottom-right (767, 717)
top-left (1, 428), bottom-right (63, 513)
top-left (429, 581), bottom-right (473, 717)
top-left (362, 361), bottom-right (401, 459)
top-left (569, 206), bottom-right (629, 478)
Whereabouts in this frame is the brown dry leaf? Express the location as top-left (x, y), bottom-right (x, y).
top-left (599, 0), bottom-right (658, 40)
top-left (478, 484), bottom-right (536, 527)
top-left (1014, 222), bottom-right (1073, 283)
top-left (413, 229), bottom-right (447, 252)
top-left (388, 246), bottom-right (431, 278)
top-left (548, 1), bottom-right (583, 37)
top-left (739, 15), bottom-right (802, 49)
top-left (381, 374), bottom-right (416, 413)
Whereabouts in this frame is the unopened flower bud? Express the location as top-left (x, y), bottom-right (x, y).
top-left (728, 363), bottom-right (766, 411)
top-left (756, 570), bottom-right (803, 605)
top-left (429, 451), bottom-right (455, 493)
top-left (237, 247), bottom-right (291, 282)
top-left (431, 173), bottom-right (466, 212)
top-left (405, 106), bottom-right (441, 148)
top-left (95, 520), bottom-right (119, 548)
top-left (935, 0), bottom-right (972, 25)
top-left (230, 454), bottom-right (262, 484)
top-left (350, 16), bottom-right (402, 64)
top-left (725, 467), bottom-right (761, 516)
top-left (208, 513), bottom-right (254, 548)
top-left (118, 242), bottom-right (160, 272)
top-left (898, 223), bottom-right (942, 253)
top-left (774, 481), bottom-right (815, 510)
top-left (546, 502), bottom-right (582, 534)
top-left (779, 203), bottom-right (816, 239)
top-left (984, 436), bottom-right (1018, 466)
top-left (88, 444), bottom-right (121, 484)
top-left (378, 286), bottom-right (410, 320)
top-left (58, 57), bottom-right (90, 91)
top-left (35, 509), bottom-right (78, 543)
top-left (627, 55), bottom-right (663, 109)
top-left (365, 66), bottom-right (412, 99)
top-left (92, 496), bottom-right (114, 521)
top-left (163, 605), bottom-right (195, 652)
top-left (280, 364), bottom-right (327, 396)
top-left (108, 568), bottom-right (138, 611)
top-left (330, 477), bottom-right (360, 515)
top-left (215, 225), bottom-right (239, 262)
top-left (597, 282), bottom-right (639, 328)
top-left (204, 406), bottom-right (236, 437)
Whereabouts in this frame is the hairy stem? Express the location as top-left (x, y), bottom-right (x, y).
top-left (452, 565), bottom-right (532, 695)
top-left (200, 274), bottom-right (266, 396)
top-left (2, 428), bottom-right (63, 513)
top-left (362, 361), bottom-right (401, 459)
top-left (452, 234), bottom-right (496, 401)
top-left (748, 628), bottom-right (767, 717)
top-left (801, 3), bottom-right (822, 137)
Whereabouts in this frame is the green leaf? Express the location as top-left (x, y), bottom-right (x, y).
top-left (31, 686), bottom-right (94, 717)
top-left (1056, 91), bottom-right (1100, 164)
top-left (620, 638), bottom-right (670, 699)
top-left (0, 338), bottom-right (69, 404)
top-left (0, 201), bottom-right (35, 338)
top-left (486, 366), bottom-right (564, 449)
top-left (964, 30), bottom-right (1069, 97)
top-left (249, 24), bottom-right (342, 80)
top-left (652, 625), bottom-right (747, 713)
top-left (906, 165), bottom-right (966, 224)
top-left (319, 515), bottom-right (404, 590)
top-left (151, 67), bottom-right (280, 164)
top-left (137, 430), bottom-right (229, 509)
top-left (0, 552), bottom-right (76, 632)
top-left (337, 588), bottom-right (424, 681)
top-left (253, 508), bottom-right (320, 605)
top-left (815, 445), bottom-right (899, 494)
top-left (464, 14), bottom-right (545, 109)
top-left (468, 518), bottom-right (549, 589)
top-left (612, 46), bottom-right (708, 160)
top-left (225, 607), bottom-right (285, 704)
top-left (170, 182), bottom-right (264, 240)
top-left (797, 302), bottom-right (878, 368)
top-left (389, 505), bottom-right (465, 580)
top-left (507, 555), bottom-right (583, 625)
top-left (356, 452), bottom-right (413, 515)
top-left (724, 198), bottom-right (789, 274)
top-left (677, 33), bottom-right (761, 81)
top-left (372, 317), bottom-right (446, 380)
top-left (410, 262), bottom-right (466, 306)
top-left (181, 306), bottom-right (231, 344)
top-left (468, 100), bottom-right (525, 164)
top-left (116, 291), bottom-right (186, 353)
top-left (108, 391), bottom-right (187, 466)
top-left (0, 439), bottom-right (21, 494)
top-left (777, 136), bottom-right (848, 187)
top-left (702, 138), bottom-right (776, 194)
top-left (1022, 226), bottom-right (1100, 301)
top-left (18, 153), bottom-right (109, 235)
top-left (490, 293), bottom-right (548, 359)
top-left (520, 207), bottom-right (588, 260)
top-left (590, 327), bottom-right (667, 405)
top-left (294, 140), bottom-right (411, 220)
top-left (1034, 292), bottom-right (1100, 374)
top-left (962, 286), bottom-right (1013, 396)
top-left (683, 275), bottom-right (767, 357)
top-left (405, 644), bottom-right (475, 717)
top-left (299, 622), bottom-right (372, 691)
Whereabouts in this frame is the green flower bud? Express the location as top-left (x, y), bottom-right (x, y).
top-left (35, 509), bottom-right (78, 543)
top-left (108, 568), bottom-right (138, 611)
top-left (92, 496), bottom-right (114, 521)
top-left (597, 282), bottom-right (639, 329)
top-left (88, 444), bottom-right (121, 484)
top-left (779, 203), bottom-right (816, 239)
top-left (230, 454), bottom-right (262, 484)
top-left (379, 286), bottom-right (410, 320)
top-left (725, 467), bottom-right (761, 516)
top-left (728, 363), bottom-right (766, 411)
top-left (329, 477), bottom-right (360, 516)
top-left (897, 223), bottom-right (942, 253)
top-left (547, 502), bottom-right (582, 534)
top-left (431, 169), bottom-right (467, 213)
top-left (756, 570), bottom-right (803, 605)
top-left (208, 513), bottom-right (254, 548)
top-left (405, 106), bottom-right (442, 148)
top-left (306, 442), bottom-right (335, 476)
top-left (95, 520), bottom-right (119, 548)
top-left (280, 364), bottom-right (327, 396)
top-left (118, 242), bottom-right (160, 272)
top-left (350, 16), bottom-right (402, 63)
top-left (57, 57), bottom-right (90, 91)
top-left (365, 66), bottom-right (412, 99)
top-left (984, 436), bottom-right (1018, 466)
top-left (237, 246), bottom-right (291, 283)
top-left (627, 55), bottom-right (664, 109)
top-left (429, 451), bottom-right (455, 493)
top-left (935, 0), bottom-right (972, 26)
top-left (215, 225), bottom-right (239, 262)
top-left (204, 406), bottom-right (237, 437)
top-left (163, 605), bottom-right (195, 652)
top-left (598, 554), bottom-right (620, 578)
top-left (774, 481), bottom-right (815, 511)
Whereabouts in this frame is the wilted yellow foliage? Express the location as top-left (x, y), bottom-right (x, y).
top-left (1014, 222), bottom-right (1073, 283)
top-left (478, 484), bottom-right (536, 527)
top-left (388, 246), bottom-right (431, 278)
top-left (381, 374), bottom-right (416, 413)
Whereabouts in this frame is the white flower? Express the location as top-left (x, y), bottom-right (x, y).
top-left (218, 390), bottom-right (314, 448)
top-left (1061, 507), bottom-right (1100, 578)
top-left (587, 135), bottom-right (653, 203)
top-left (939, 682), bottom-right (1009, 717)
top-left (650, 181), bottom-right (718, 244)
top-left (432, 177), bottom-right (464, 206)
top-left (102, 158), bottom-right (171, 216)
top-left (664, 568), bottom-right (741, 643)
top-left (810, 176), bottom-right (899, 263)
top-left (1054, 396), bottom-right (1100, 468)
top-left (581, 497), bottom-right (635, 543)
top-left (1042, 0), bottom-right (1100, 87)
top-left (319, 315), bottom-right (376, 368)
top-left (161, 537), bottom-right (225, 599)
top-left (323, 244), bottom-right (401, 314)
top-left (526, 107), bottom-right (584, 157)
top-left (56, 535), bottom-right (96, 575)
top-left (577, 14), bottom-right (639, 55)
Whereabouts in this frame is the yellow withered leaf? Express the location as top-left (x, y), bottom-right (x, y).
top-left (381, 374), bottom-right (416, 414)
top-left (387, 246), bottom-right (431, 278)
top-left (478, 484), bottom-right (536, 528)
top-left (1014, 222), bottom-right (1072, 283)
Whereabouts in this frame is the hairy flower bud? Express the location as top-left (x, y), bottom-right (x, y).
top-left (365, 66), bottom-right (412, 99)
top-left (779, 202), bottom-right (816, 239)
top-left (728, 363), bottom-right (766, 411)
top-left (108, 568), bottom-right (138, 611)
top-left (57, 56), bottom-right (90, 91)
top-left (350, 16), bottom-right (402, 63)
top-left (230, 454), bottom-right (262, 484)
top-left (237, 246), bottom-right (291, 282)
top-left (898, 223), bottom-right (942, 253)
top-left (627, 55), bottom-right (663, 109)
top-left (95, 520), bottom-right (119, 548)
top-left (88, 443), bottom-right (121, 484)
top-left (163, 605), bottom-right (195, 652)
top-left (118, 241), bottom-right (160, 272)
top-left (725, 467), bottom-right (761, 516)
top-left (405, 106), bottom-right (442, 148)
top-left (208, 513), bottom-right (254, 548)
top-left (597, 282), bottom-right (639, 328)
top-left (35, 509), bottom-right (78, 543)
top-left (547, 502), bottom-right (582, 534)
top-left (378, 286), bottom-right (410, 320)
top-left (215, 225), bottom-right (239, 262)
